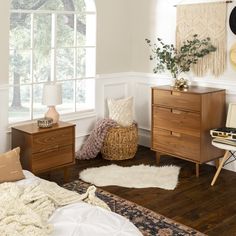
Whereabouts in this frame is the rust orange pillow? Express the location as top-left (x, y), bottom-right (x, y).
top-left (0, 147), bottom-right (25, 183)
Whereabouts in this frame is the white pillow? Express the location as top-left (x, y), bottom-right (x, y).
top-left (107, 97), bottom-right (133, 127)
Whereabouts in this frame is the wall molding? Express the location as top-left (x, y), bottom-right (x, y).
top-left (96, 72), bottom-right (236, 172)
top-left (3, 72), bottom-right (236, 170)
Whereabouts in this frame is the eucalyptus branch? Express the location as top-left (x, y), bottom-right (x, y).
top-left (145, 34), bottom-right (216, 79)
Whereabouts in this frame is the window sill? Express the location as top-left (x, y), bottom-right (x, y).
top-left (7, 109), bottom-right (97, 133)
top-left (60, 109), bottom-right (97, 122)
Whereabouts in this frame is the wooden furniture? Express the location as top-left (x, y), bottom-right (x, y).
top-left (151, 85), bottom-right (226, 177)
top-left (210, 141), bottom-right (236, 186)
top-left (11, 121), bottom-right (75, 182)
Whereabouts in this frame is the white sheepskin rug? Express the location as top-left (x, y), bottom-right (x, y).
top-left (79, 164), bottom-right (180, 190)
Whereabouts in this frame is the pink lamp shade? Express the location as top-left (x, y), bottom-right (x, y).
top-left (42, 83), bottom-right (62, 123)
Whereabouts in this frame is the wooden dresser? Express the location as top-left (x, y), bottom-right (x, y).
top-left (11, 121), bottom-right (75, 181)
top-left (151, 86), bottom-right (226, 176)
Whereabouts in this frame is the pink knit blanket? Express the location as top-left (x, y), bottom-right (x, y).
top-left (76, 118), bottom-right (117, 160)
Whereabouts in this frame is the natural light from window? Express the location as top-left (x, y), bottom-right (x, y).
top-left (9, 0), bottom-right (96, 123)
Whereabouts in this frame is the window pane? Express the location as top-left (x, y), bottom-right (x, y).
top-left (9, 0), bottom-right (96, 124)
top-left (77, 14), bottom-right (86, 46)
top-left (9, 85), bottom-right (31, 123)
top-left (10, 13), bottom-right (31, 50)
top-left (74, 0), bottom-right (86, 12)
top-left (33, 84), bottom-right (45, 119)
top-left (77, 48), bottom-right (95, 78)
top-left (57, 14), bottom-right (75, 47)
top-left (58, 81), bottom-right (75, 114)
top-left (33, 49), bottom-right (51, 82)
top-left (9, 50), bottom-right (31, 85)
top-left (11, 0), bottom-right (64, 10)
top-left (34, 14), bottom-right (51, 49)
top-left (57, 49), bottom-right (74, 80)
top-left (77, 48), bottom-right (85, 78)
top-left (76, 79), bottom-right (95, 110)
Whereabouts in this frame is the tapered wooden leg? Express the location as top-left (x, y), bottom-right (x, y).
top-left (196, 163), bottom-right (199, 177)
top-left (156, 152), bottom-right (161, 165)
top-left (211, 151), bottom-right (230, 186)
top-left (64, 167), bottom-right (70, 183)
top-left (214, 159), bottom-right (220, 169)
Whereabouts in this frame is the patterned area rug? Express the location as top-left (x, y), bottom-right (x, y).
top-left (63, 180), bottom-right (206, 236)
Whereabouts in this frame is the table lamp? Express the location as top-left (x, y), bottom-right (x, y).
top-left (42, 83), bottom-right (62, 124)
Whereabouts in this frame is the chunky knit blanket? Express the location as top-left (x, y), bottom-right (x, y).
top-left (76, 118), bottom-right (117, 160)
top-left (0, 179), bottom-right (110, 236)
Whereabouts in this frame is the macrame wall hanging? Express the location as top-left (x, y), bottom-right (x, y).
top-left (176, 2), bottom-right (227, 77)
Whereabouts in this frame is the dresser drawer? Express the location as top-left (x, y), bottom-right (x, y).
top-left (32, 127), bottom-right (73, 153)
top-left (153, 107), bottom-right (200, 137)
top-left (152, 128), bottom-right (200, 161)
top-left (153, 89), bottom-right (201, 111)
top-left (32, 145), bottom-right (74, 173)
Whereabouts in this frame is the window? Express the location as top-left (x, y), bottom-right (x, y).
top-left (9, 0), bottom-right (96, 123)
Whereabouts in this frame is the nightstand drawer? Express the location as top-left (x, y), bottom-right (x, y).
top-left (32, 127), bottom-right (73, 153)
top-left (153, 106), bottom-right (200, 137)
top-left (153, 89), bottom-right (201, 112)
top-left (152, 128), bottom-right (200, 161)
top-left (32, 145), bottom-right (74, 173)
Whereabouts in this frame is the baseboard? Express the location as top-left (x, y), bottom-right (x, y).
top-left (138, 128), bottom-right (151, 147)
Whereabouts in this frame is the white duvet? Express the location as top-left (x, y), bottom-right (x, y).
top-left (16, 171), bottom-right (142, 236)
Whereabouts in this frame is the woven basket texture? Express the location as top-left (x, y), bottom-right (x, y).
top-left (101, 123), bottom-right (138, 160)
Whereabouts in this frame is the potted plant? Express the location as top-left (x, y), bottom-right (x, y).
top-left (145, 34), bottom-right (216, 89)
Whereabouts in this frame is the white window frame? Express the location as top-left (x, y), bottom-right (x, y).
top-left (9, 3), bottom-right (96, 124)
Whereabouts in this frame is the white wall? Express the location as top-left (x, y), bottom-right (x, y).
top-left (0, 2), bottom-right (10, 152)
top-left (130, 0), bottom-right (176, 72)
top-left (2, 0), bottom-right (236, 172)
top-left (96, 0), bottom-right (236, 172)
top-left (96, 0), bottom-right (132, 74)
top-left (130, 0), bottom-right (236, 82)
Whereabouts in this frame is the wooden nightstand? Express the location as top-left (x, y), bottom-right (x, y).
top-left (11, 121), bottom-right (75, 182)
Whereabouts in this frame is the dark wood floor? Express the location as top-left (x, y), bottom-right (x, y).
top-left (42, 146), bottom-right (236, 236)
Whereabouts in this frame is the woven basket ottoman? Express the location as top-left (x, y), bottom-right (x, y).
top-left (101, 123), bottom-right (138, 160)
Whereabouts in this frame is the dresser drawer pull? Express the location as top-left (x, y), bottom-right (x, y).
top-left (171, 132), bottom-right (181, 137)
top-left (171, 91), bottom-right (181, 96)
top-left (172, 109), bottom-right (182, 114)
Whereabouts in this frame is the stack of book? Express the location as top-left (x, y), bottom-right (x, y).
top-left (210, 127), bottom-right (236, 146)
top-left (213, 138), bottom-right (236, 147)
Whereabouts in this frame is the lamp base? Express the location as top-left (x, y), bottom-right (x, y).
top-left (45, 106), bottom-right (59, 124)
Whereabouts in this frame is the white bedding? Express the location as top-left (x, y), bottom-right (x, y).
top-left (16, 171), bottom-right (142, 236)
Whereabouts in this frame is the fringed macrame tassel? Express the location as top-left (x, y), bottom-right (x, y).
top-left (176, 2), bottom-right (227, 77)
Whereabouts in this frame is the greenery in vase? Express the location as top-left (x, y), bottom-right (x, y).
top-left (145, 34), bottom-right (216, 79)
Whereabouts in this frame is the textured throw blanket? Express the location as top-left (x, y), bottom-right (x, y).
top-left (76, 118), bottom-right (117, 160)
top-left (0, 179), bottom-right (110, 236)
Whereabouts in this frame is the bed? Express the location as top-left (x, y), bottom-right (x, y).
top-left (2, 170), bottom-right (142, 236)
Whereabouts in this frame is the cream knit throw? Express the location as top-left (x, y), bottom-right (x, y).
top-left (0, 179), bottom-right (110, 236)
top-left (176, 2), bottom-right (227, 77)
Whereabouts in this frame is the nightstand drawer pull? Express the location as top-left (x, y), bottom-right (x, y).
top-left (172, 109), bottom-right (182, 114)
top-left (172, 91), bottom-right (181, 96)
top-left (171, 132), bottom-right (181, 137)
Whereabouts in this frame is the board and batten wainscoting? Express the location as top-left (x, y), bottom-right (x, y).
top-left (96, 72), bottom-right (236, 172)
top-left (2, 72), bottom-right (236, 172)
